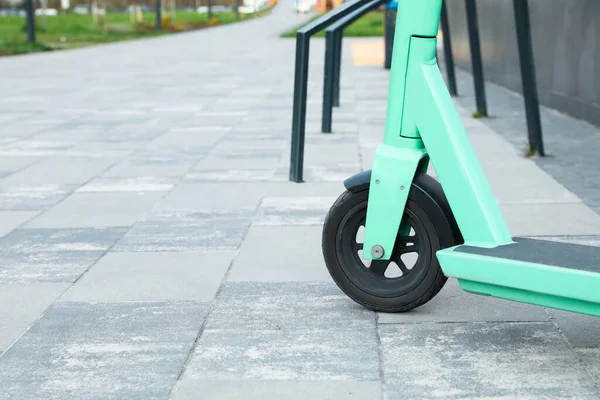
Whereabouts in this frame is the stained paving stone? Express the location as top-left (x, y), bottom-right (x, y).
top-left (0, 184), bottom-right (75, 211)
top-left (171, 380), bottom-right (382, 400)
top-left (576, 349), bottom-right (600, 385)
top-left (0, 283), bottom-right (70, 352)
top-left (379, 322), bottom-right (599, 399)
top-left (0, 210), bottom-right (40, 237)
top-left (181, 282), bottom-right (380, 381)
top-left (252, 196), bottom-right (336, 226)
top-left (24, 191), bottom-right (166, 229)
top-left (113, 209), bottom-right (253, 251)
top-left (60, 251), bottom-right (235, 302)
top-left (0, 301), bottom-right (209, 400)
top-left (0, 227), bottom-right (127, 283)
top-left (227, 225), bottom-right (332, 282)
top-left (76, 176), bottom-right (177, 193)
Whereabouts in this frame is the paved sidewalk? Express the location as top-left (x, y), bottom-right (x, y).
top-left (2, 6), bottom-right (600, 399)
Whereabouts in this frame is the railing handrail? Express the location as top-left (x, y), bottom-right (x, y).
top-left (296, 0), bottom-right (369, 36)
top-left (326, 0), bottom-right (387, 32)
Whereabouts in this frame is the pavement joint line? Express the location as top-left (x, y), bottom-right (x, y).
top-left (543, 308), bottom-right (600, 394)
top-left (168, 181), bottom-right (268, 396)
top-left (375, 315), bottom-right (387, 400)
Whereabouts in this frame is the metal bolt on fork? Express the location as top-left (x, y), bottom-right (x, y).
top-left (371, 245), bottom-right (384, 259)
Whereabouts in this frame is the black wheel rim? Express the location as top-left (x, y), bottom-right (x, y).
top-left (335, 200), bottom-right (433, 298)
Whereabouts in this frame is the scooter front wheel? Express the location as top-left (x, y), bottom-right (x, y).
top-left (322, 173), bottom-right (461, 313)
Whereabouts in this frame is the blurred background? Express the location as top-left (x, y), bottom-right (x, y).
top-left (0, 0), bottom-right (279, 55)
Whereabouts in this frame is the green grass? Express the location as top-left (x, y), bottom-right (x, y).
top-left (0, 7), bottom-right (274, 56)
top-left (280, 10), bottom-right (384, 38)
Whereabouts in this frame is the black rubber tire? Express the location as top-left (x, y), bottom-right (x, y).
top-left (322, 173), bottom-right (462, 313)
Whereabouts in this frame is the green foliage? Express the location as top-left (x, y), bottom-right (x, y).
top-left (471, 110), bottom-right (488, 119)
top-left (280, 10), bottom-right (384, 38)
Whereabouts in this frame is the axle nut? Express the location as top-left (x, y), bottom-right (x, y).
top-left (371, 245), bottom-right (384, 259)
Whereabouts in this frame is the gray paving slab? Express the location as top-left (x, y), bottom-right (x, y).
top-left (0, 156), bottom-right (40, 176)
top-left (192, 154), bottom-right (283, 171)
top-left (379, 322), bottom-right (599, 399)
top-left (0, 283), bottom-right (69, 352)
top-left (576, 349), bottom-right (600, 386)
top-left (447, 65), bottom-right (600, 216)
top-left (228, 225), bottom-right (332, 282)
top-left (0, 301), bottom-right (208, 400)
top-left (24, 191), bottom-right (166, 228)
top-left (155, 182), bottom-right (267, 211)
top-left (0, 156), bottom-right (119, 185)
top-left (171, 380), bottom-right (382, 400)
top-left (113, 209), bottom-right (253, 252)
top-left (181, 282), bottom-right (380, 381)
top-left (253, 196), bottom-right (337, 226)
top-left (0, 210), bottom-right (40, 237)
top-left (546, 309), bottom-right (600, 348)
top-left (0, 181), bottom-right (70, 211)
top-left (300, 144), bottom-right (361, 166)
top-left (265, 181), bottom-right (346, 197)
top-left (61, 251), bottom-right (234, 302)
top-left (273, 163), bottom-right (361, 182)
top-left (101, 145), bottom-right (206, 178)
top-left (148, 127), bottom-right (229, 148)
top-left (184, 169), bottom-right (277, 182)
top-left (0, 227), bottom-right (127, 283)
top-left (377, 279), bottom-right (550, 324)
top-left (500, 202), bottom-right (600, 236)
top-left (30, 126), bottom-right (101, 143)
top-left (0, 139), bottom-right (73, 157)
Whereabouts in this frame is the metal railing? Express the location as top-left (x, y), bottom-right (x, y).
top-left (440, 0), bottom-right (457, 96)
top-left (463, 0), bottom-right (544, 156)
top-left (320, 0), bottom-right (458, 134)
top-left (288, 0), bottom-right (371, 183)
top-left (321, 0), bottom-right (387, 134)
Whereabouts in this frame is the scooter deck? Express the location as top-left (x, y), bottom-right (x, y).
top-left (437, 238), bottom-right (600, 317)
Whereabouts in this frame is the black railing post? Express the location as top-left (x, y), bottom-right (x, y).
top-left (322, 0), bottom-right (387, 134)
top-left (465, 0), bottom-right (487, 116)
top-left (155, 0), bottom-right (162, 31)
top-left (290, 33), bottom-right (310, 182)
top-left (383, 2), bottom-right (397, 70)
top-left (332, 30), bottom-right (342, 107)
top-left (440, 0), bottom-right (457, 96)
top-left (513, 0), bottom-right (544, 157)
top-left (24, 0), bottom-right (36, 44)
top-left (288, 0), bottom-right (367, 182)
top-left (236, 0), bottom-right (240, 19)
top-left (322, 30), bottom-right (336, 133)
top-left (208, 0), bottom-right (212, 20)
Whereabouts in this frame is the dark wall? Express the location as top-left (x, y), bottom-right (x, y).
top-left (446, 0), bottom-right (600, 127)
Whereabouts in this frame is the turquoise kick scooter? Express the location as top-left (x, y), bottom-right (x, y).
top-left (322, 0), bottom-right (600, 316)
